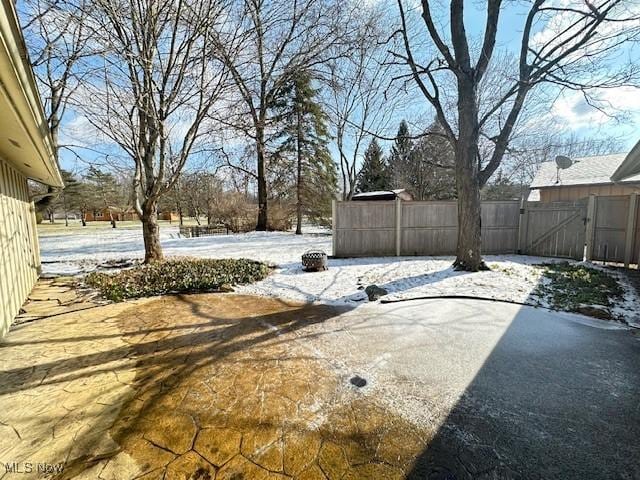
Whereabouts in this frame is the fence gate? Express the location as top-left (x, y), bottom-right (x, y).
top-left (519, 200), bottom-right (587, 260)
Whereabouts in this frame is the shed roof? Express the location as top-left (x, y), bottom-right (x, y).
top-left (352, 189), bottom-right (413, 201)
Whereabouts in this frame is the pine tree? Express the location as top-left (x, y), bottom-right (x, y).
top-left (85, 167), bottom-right (121, 227)
top-left (481, 170), bottom-right (523, 200)
top-left (388, 120), bottom-right (413, 188)
top-left (271, 70), bottom-right (337, 233)
top-left (408, 121), bottom-right (456, 200)
top-left (57, 170), bottom-right (84, 226)
top-left (356, 139), bottom-right (390, 193)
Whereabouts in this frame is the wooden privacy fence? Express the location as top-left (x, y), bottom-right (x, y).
top-left (589, 194), bottom-right (639, 266)
top-left (518, 199), bottom-right (587, 260)
top-left (332, 199), bottom-right (520, 257)
top-left (332, 194), bottom-right (640, 267)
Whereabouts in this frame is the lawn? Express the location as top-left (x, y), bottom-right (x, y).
top-left (37, 226), bottom-right (640, 324)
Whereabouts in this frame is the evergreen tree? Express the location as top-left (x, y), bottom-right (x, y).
top-left (407, 121), bottom-right (457, 200)
top-left (481, 170), bottom-right (523, 200)
top-left (37, 170), bottom-right (86, 225)
top-left (356, 139), bottom-right (390, 193)
top-left (57, 170), bottom-right (84, 226)
top-left (85, 167), bottom-right (121, 227)
top-left (386, 119), bottom-right (457, 200)
top-left (388, 120), bottom-right (413, 188)
top-left (272, 70), bottom-right (337, 233)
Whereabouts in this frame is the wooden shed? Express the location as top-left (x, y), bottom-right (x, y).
top-left (0, 0), bottom-right (63, 337)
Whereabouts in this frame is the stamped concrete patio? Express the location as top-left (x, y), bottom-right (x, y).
top-left (1, 289), bottom-right (425, 480)
top-left (1, 282), bottom-right (639, 480)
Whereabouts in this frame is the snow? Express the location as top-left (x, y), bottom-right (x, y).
top-left (38, 226), bottom-right (640, 324)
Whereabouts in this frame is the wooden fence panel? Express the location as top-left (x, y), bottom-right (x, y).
top-left (333, 196), bottom-right (639, 266)
top-left (401, 201), bottom-right (458, 256)
top-left (592, 196), bottom-right (630, 263)
top-left (333, 200), bottom-right (520, 257)
top-left (481, 201), bottom-right (521, 254)
top-left (334, 201), bottom-right (396, 256)
top-left (520, 200), bottom-right (587, 260)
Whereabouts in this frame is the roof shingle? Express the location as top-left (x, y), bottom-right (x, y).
top-left (530, 153), bottom-right (628, 188)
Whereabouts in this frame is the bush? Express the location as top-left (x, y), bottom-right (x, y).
top-left (210, 193), bottom-right (256, 233)
top-left (85, 257), bottom-right (270, 301)
top-left (267, 201), bottom-right (294, 231)
top-left (209, 193), bottom-right (294, 232)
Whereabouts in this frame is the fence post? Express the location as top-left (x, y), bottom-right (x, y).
top-left (331, 199), bottom-right (337, 257)
top-left (585, 194), bottom-right (597, 261)
top-left (395, 197), bottom-right (402, 257)
top-left (623, 193), bottom-right (638, 268)
top-left (517, 198), bottom-right (526, 254)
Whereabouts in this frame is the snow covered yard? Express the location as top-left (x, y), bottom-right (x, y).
top-left (38, 226), bottom-right (640, 324)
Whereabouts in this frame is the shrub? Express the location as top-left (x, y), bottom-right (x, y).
top-left (210, 193), bottom-right (256, 233)
top-left (85, 257), bottom-right (270, 301)
top-left (209, 193), bottom-right (294, 232)
top-left (267, 201), bottom-right (294, 231)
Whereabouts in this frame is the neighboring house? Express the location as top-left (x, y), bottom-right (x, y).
top-left (529, 142), bottom-right (640, 202)
top-left (159, 210), bottom-right (179, 221)
top-left (0, 0), bottom-right (63, 337)
top-left (352, 189), bottom-right (414, 201)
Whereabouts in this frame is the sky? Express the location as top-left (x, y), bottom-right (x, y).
top-left (497, 2), bottom-right (640, 151)
top-left (53, 0), bottom-right (640, 177)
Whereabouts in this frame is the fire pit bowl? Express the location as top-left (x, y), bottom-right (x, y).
top-left (301, 249), bottom-right (328, 272)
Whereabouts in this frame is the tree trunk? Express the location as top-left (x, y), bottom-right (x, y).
top-left (453, 77), bottom-right (486, 272)
top-left (141, 203), bottom-right (163, 263)
top-left (295, 109), bottom-right (303, 235)
top-left (256, 126), bottom-right (268, 231)
top-left (454, 154), bottom-right (484, 271)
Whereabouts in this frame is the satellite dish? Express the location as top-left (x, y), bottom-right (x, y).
top-left (555, 155), bottom-right (573, 169)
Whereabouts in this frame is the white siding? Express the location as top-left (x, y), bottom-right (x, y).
top-left (0, 156), bottom-right (40, 338)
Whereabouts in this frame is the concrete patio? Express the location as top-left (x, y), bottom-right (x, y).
top-left (1, 285), bottom-right (639, 479)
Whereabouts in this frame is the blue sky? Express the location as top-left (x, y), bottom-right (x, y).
top-left (56, 1), bottom-right (640, 176)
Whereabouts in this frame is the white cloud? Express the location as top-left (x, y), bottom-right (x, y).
top-left (549, 86), bottom-right (640, 130)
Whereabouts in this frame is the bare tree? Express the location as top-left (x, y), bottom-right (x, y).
top-left (19, 0), bottom-right (96, 207)
top-left (209, 0), bottom-right (359, 229)
top-left (80, 0), bottom-right (229, 262)
top-left (396, 0), bottom-right (640, 270)
top-left (504, 132), bottom-right (625, 186)
top-left (325, 18), bottom-right (401, 200)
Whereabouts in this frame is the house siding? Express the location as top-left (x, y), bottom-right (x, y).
top-left (539, 183), bottom-right (640, 202)
top-left (0, 155), bottom-right (40, 338)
